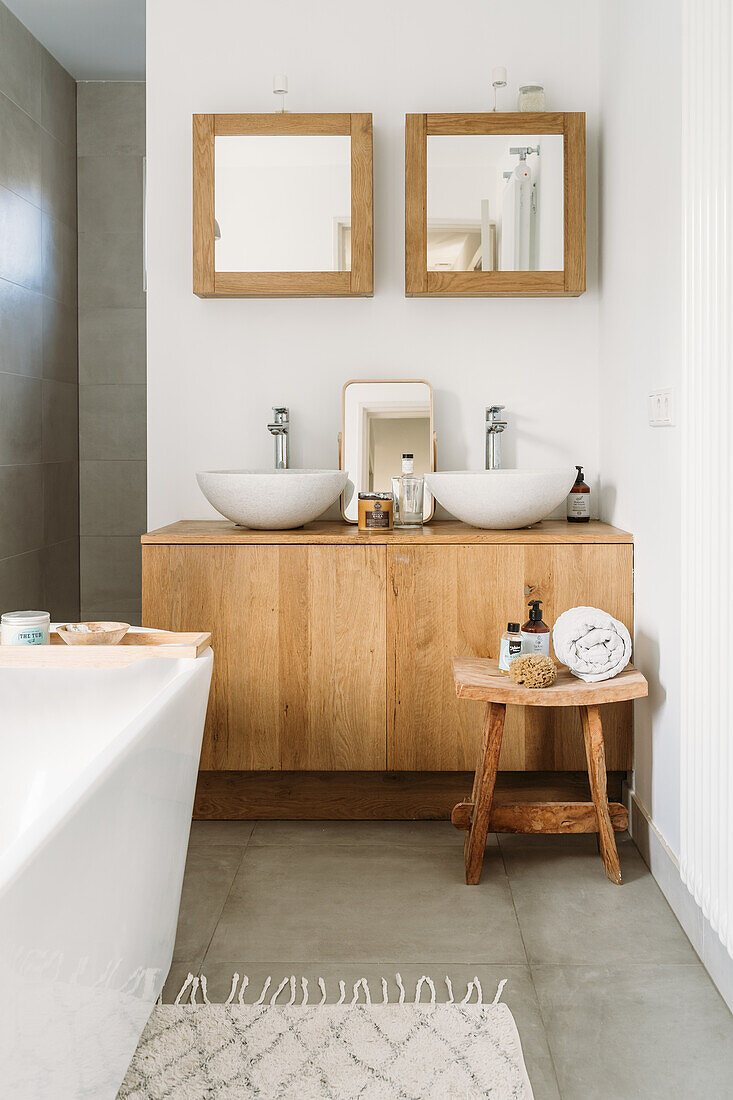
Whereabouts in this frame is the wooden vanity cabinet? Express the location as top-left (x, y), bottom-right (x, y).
top-left (142, 521), bottom-right (633, 779)
top-left (142, 542), bottom-right (386, 771)
top-left (387, 543), bottom-right (633, 772)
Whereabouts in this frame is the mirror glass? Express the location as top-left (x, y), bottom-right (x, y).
top-left (214, 135), bottom-right (351, 272)
top-left (427, 134), bottom-right (563, 271)
top-left (342, 381), bottom-right (434, 523)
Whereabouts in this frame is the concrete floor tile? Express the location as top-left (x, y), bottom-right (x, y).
top-left (501, 835), bottom-right (697, 965)
top-left (206, 842), bottom-right (525, 967)
top-left (532, 963), bottom-right (733, 1100)
top-left (169, 843), bottom-right (243, 972)
top-left (249, 820), bottom-right (495, 849)
top-left (188, 820), bottom-right (255, 848)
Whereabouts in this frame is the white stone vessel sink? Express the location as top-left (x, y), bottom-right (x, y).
top-left (196, 469), bottom-right (348, 530)
top-left (425, 468), bottom-right (577, 529)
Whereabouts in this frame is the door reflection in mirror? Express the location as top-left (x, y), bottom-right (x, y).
top-left (427, 134), bottom-right (564, 272)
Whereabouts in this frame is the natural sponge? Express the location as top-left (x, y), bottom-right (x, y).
top-left (508, 653), bottom-right (557, 689)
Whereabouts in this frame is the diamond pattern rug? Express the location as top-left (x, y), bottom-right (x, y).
top-left (118, 975), bottom-right (533, 1099)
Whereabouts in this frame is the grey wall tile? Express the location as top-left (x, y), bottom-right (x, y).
top-left (76, 83), bottom-right (146, 623)
top-left (0, 184), bottom-right (42, 291)
top-left (78, 231), bottom-right (144, 308)
top-left (80, 459), bottom-right (146, 536)
top-left (41, 49), bottom-right (75, 149)
top-left (42, 296), bottom-right (77, 382)
top-left (0, 372), bottom-right (42, 463)
top-left (41, 130), bottom-right (77, 229)
top-left (42, 213), bottom-right (77, 306)
top-left (42, 379), bottom-right (78, 462)
top-left (77, 82), bottom-right (145, 156)
top-left (0, 2), bottom-right (41, 121)
top-left (0, 3), bottom-right (79, 625)
top-left (79, 384), bottom-right (146, 460)
top-left (0, 548), bottom-right (43, 611)
top-left (78, 307), bottom-right (145, 384)
top-left (0, 464), bottom-right (44, 558)
top-left (42, 538), bottom-right (79, 621)
top-left (0, 278), bottom-right (42, 377)
top-left (0, 91), bottom-right (41, 207)
top-left (44, 460), bottom-right (79, 544)
top-left (83, 600), bottom-right (142, 627)
top-left (77, 155), bottom-right (142, 235)
top-left (80, 535), bottom-right (141, 619)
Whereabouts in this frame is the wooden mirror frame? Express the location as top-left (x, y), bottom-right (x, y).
top-left (405, 112), bottom-right (585, 297)
top-left (193, 113), bottom-right (373, 298)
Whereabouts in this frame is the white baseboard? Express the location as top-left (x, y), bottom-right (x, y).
top-left (628, 790), bottom-right (733, 1014)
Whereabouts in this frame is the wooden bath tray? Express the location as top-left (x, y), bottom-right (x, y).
top-left (0, 630), bottom-right (212, 668)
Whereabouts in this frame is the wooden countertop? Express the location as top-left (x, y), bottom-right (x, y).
top-left (142, 519), bottom-right (632, 545)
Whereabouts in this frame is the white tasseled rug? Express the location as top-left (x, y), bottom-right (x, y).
top-left (118, 974), bottom-right (534, 1099)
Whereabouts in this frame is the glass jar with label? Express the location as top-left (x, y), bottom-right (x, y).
top-left (1, 610), bottom-right (51, 645)
top-left (358, 492), bottom-right (394, 531)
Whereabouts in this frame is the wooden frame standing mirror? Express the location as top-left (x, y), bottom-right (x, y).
top-left (405, 112), bottom-right (585, 297)
top-left (340, 379), bottom-right (436, 523)
top-left (193, 113), bottom-right (373, 297)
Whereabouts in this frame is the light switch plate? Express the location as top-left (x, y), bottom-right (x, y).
top-left (648, 388), bottom-right (675, 426)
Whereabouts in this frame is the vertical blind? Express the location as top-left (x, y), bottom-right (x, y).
top-left (680, 0), bottom-right (733, 958)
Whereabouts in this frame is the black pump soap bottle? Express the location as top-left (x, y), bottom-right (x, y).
top-left (521, 600), bottom-right (551, 657)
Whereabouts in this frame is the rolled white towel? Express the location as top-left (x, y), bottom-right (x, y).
top-left (552, 606), bottom-right (632, 683)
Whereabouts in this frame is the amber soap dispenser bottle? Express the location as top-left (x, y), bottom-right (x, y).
top-left (521, 599), bottom-right (551, 656)
top-left (567, 465), bottom-right (590, 522)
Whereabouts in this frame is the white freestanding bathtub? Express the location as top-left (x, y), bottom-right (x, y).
top-left (0, 650), bottom-right (213, 1099)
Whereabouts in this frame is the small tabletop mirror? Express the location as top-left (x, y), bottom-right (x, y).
top-left (193, 114), bottom-right (373, 297)
top-left (406, 112), bottom-right (585, 297)
top-left (341, 380), bottom-right (435, 523)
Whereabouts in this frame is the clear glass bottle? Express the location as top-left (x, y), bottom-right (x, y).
top-left (498, 622), bottom-right (522, 673)
top-left (394, 453), bottom-right (424, 528)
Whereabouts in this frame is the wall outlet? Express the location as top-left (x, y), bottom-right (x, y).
top-left (648, 388), bottom-right (675, 426)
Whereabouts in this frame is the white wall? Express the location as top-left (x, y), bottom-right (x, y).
top-left (598, 0), bottom-right (682, 855)
top-left (146, 0), bottom-right (601, 528)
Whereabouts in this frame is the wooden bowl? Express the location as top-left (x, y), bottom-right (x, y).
top-left (56, 621), bottom-right (130, 646)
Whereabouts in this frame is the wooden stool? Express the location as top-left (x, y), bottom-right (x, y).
top-left (451, 658), bottom-right (648, 886)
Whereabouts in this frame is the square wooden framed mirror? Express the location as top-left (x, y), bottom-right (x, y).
top-left (405, 112), bottom-right (585, 297)
top-left (193, 113), bottom-right (373, 297)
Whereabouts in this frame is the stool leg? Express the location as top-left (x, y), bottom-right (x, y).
top-left (464, 702), bottom-right (506, 885)
top-left (580, 704), bottom-right (622, 885)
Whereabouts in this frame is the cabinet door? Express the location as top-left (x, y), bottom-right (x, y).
top-left (142, 544), bottom-right (387, 771)
top-left (387, 543), bottom-right (633, 771)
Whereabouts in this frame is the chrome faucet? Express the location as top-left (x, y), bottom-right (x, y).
top-left (267, 406), bottom-right (290, 469)
top-left (485, 405), bottom-right (507, 470)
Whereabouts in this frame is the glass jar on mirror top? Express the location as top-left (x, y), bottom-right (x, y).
top-left (518, 84), bottom-right (546, 111)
